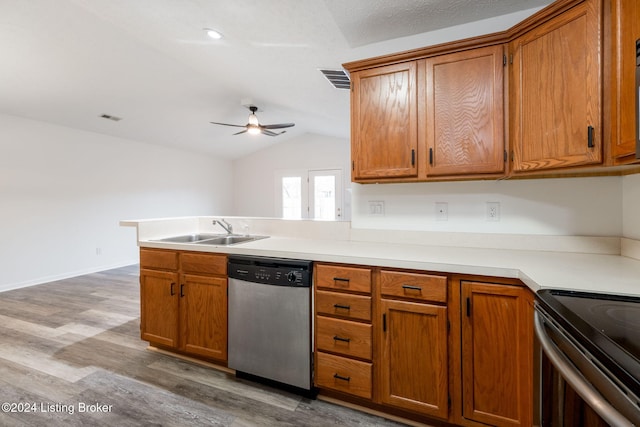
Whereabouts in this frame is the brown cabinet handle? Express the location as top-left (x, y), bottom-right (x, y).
top-left (333, 277), bottom-right (350, 283)
top-left (170, 282), bottom-right (176, 296)
top-left (333, 303), bottom-right (351, 310)
top-left (333, 335), bottom-right (351, 343)
top-left (333, 373), bottom-right (351, 382)
top-left (402, 284), bottom-right (422, 291)
top-left (180, 284), bottom-right (185, 298)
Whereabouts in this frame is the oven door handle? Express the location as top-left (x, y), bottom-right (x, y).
top-left (534, 311), bottom-right (635, 427)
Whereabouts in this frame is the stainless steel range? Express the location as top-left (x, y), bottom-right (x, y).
top-left (535, 290), bottom-right (640, 426)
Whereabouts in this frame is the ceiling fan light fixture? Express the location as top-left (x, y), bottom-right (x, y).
top-left (247, 125), bottom-right (261, 135)
top-left (248, 113), bottom-right (259, 126)
top-left (204, 28), bottom-right (223, 39)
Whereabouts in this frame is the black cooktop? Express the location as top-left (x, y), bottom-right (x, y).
top-left (537, 289), bottom-right (640, 398)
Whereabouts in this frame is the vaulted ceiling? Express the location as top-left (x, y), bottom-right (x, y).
top-left (0, 0), bottom-right (551, 159)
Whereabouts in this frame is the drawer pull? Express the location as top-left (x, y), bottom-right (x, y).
top-left (333, 335), bottom-right (351, 343)
top-left (333, 277), bottom-right (350, 283)
top-left (402, 284), bottom-right (422, 291)
top-left (333, 303), bottom-right (351, 310)
top-left (170, 282), bottom-right (176, 296)
top-left (333, 373), bottom-right (351, 382)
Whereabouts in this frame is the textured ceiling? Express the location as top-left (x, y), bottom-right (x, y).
top-left (325, 0), bottom-right (552, 47)
top-left (0, 0), bottom-right (551, 159)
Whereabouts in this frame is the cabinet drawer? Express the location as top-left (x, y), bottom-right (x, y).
top-left (317, 317), bottom-right (372, 360)
top-left (380, 270), bottom-right (447, 303)
top-left (316, 352), bottom-right (372, 399)
top-left (180, 252), bottom-right (227, 276)
top-left (316, 290), bottom-right (371, 321)
top-left (140, 249), bottom-right (178, 270)
top-left (316, 264), bottom-right (371, 293)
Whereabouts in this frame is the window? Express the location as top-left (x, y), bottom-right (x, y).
top-left (275, 169), bottom-right (343, 220)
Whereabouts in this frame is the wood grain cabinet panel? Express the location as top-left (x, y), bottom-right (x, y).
top-left (180, 252), bottom-right (227, 276)
top-left (140, 268), bottom-right (179, 348)
top-left (316, 290), bottom-right (372, 321)
top-left (379, 299), bottom-right (449, 420)
top-left (609, 0), bottom-right (640, 162)
top-left (380, 270), bottom-right (447, 303)
top-left (180, 274), bottom-right (227, 361)
top-left (315, 264), bottom-right (372, 293)
top-left (510, 0), bottom-right (602, 172)
top-left (461, 281), bottom-right (534, 427)
top-left (140, 248), bottom-right (178, 270)
top-left (139, 249), bottom-right (228, 363)
top-left (422, 45), bottom-right (505, 177)
top-left (316, 317), bottom-right (372, 360)
top-left (316, 352), bottom-right (373, 399)
top-left (351, 62), bottom-right (418, 180)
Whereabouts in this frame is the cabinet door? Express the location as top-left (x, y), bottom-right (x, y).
top-left (461, 281), bottom-right (533, 427)
top-left (351, 62), bottom-right (418, 180)
top-left (423, 45), bottom-right (505, 176)
top-left (379, 299), bottom-right (448, 419)
top-left (510, 0), bottom-right (601, 171)
top-left (180, 274), bottom-right (227, 362)
top-left (140, 269), bottom-right (179, 348)
top-left (610, 0), bottom-right (640, 161)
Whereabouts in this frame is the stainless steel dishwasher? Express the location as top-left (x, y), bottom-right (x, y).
top-left (227, 255), bottom-right (313, 393)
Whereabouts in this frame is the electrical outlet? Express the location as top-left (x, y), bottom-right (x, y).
top-left (368, 200), bottom-right (385, 216)
top-left (435, 202), bottom-right (448, 221)
top-left (486, 202), bottom-right (500, 221)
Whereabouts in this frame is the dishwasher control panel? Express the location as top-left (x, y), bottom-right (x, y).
top-left (228, 255), bottom-right (312, 287)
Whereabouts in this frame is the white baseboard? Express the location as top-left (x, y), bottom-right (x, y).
top-left (0, 260), bottom-right (138, 293)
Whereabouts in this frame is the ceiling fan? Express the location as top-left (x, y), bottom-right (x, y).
top-left (210, 105), bottom-right (294, 136)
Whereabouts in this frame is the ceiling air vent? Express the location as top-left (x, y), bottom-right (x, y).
top-left (100, 114), bottom-right (123, 122)
top-left (319, 69), bottom-right (350, 89)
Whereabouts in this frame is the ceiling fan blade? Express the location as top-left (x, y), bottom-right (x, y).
top-left (210, 121), bottom-right (247, 128)
top-left (233, 129), bottom-right (248, 135)
top-left (261, 129), bottom-right (280, 137)
top-left (261, 123), bottom-right (295, 130)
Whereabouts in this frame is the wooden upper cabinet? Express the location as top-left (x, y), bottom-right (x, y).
top-left (351, 61), bottom-right (418, 180)
top-left (421, 45), bottom-right (505, 177)
top-left (510, 0), bottom-right (602, 172)
top-left (609, 0), bottom-right (640, 162)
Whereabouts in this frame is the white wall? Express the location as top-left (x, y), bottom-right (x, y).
top-left (0, 113), bottom-right (233, 290)
top-left (232, 133), bottom-right (351, 219)
top-left (623, 173), bottom-right (640, 240)
top-left (352, 176), bottom-right (623, 236)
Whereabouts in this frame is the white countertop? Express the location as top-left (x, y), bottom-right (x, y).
top-left (138, 235), bottom-right (640, 297)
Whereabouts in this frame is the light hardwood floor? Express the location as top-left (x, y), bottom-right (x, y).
top-left (0, 265), bottom-right (406, 426)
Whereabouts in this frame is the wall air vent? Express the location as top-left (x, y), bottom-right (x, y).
top-left (100, 114), bottom-right (123, 122)
top-left (319, 69), bottom-right (350, 89)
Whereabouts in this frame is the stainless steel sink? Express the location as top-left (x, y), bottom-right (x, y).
top-left (195, 235), bottom-right (268, 246)
top-left (153, 234), bottom-right (268, 246)
top-left (155, 233), bottom-right (223, 243)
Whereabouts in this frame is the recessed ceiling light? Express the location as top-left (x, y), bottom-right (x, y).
top-left (204, 28), bottom-right (223, 40)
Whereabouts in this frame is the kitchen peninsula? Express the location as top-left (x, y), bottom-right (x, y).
top-left (122, 216), bottom-right (640, 427)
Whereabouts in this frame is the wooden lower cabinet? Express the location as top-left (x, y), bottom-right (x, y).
top-left (139, 249), bottom-right (228, 363)
top-left (140, 268), bottom-right (179, 348)
top-left (180, 274), bottom-right (227, 361)
top-left (316, 352), bottom-right (373, 399)
top-left (379, 299), bottom-right (449, 419)
top-left (460, 281), bottom-right (534, 427)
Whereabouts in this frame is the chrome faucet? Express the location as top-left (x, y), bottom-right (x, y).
top-left (212, 219), bottom-right (233, 234)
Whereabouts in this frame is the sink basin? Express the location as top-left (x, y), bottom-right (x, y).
top-left (153, 234), bottom-right (268, 246)
top-left (195, 235), bottom-right (268, 246)
top-left (154, 233), bottom-right (224, 243)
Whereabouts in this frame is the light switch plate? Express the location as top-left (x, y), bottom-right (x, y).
top-left (368, 200), bottom-right (385, 216)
